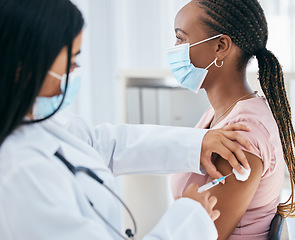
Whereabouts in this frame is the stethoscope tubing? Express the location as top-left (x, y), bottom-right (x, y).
top-left (54, 152), bottom-right (137, 239)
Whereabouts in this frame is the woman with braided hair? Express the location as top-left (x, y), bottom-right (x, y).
top-left (169, 0), bottom-right (295, 239)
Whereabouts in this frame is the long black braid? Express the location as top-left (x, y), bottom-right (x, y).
top-left (195, 0), bottom-right (295, 217)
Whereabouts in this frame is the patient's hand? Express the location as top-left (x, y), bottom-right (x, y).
top-left (181, 183), bottom-right (220, 221)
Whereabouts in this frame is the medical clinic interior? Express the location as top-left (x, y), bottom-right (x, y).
top-left (1, 0), bottom-right (295, 239)
top-left (64, 0), bottom-right (295, 239)
top-left (66, 0), bottom-right (295, 239)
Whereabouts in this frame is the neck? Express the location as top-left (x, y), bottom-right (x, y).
top-left (205, 71), bottom-right (254, 126)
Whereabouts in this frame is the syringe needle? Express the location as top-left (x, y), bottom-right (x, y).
top-left (225, 173), bottom-right (233, 178)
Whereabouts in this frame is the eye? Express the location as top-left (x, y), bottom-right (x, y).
top-left (176, 35), bottom-right (182, 41)
top-left (175, 35), bottom-right (184, 44)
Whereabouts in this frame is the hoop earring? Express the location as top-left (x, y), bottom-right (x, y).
top-left (214, 58), bottom-right (224, 68)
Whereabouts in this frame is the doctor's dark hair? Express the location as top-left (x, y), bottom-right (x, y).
top-left (194, 0), bottom-right (295, 217)
top-left (0, 0), bottom-right (84, 145)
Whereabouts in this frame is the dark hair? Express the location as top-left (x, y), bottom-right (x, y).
top-left (195, 0), bottom-right (295, 217)
top-left (0, 0), bottom-right (84, 145)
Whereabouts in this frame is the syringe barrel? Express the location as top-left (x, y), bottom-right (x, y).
top-left (197, 179), bottom-right (219, 193)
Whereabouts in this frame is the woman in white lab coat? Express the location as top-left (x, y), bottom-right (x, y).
top-left (0, 0), bottom-right (251, 239)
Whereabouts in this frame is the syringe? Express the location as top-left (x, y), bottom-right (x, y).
top-left (198, 173), bottom-right (233, 193)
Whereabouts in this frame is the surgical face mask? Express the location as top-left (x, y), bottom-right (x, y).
top-left (167, 34), bottom-right (222, 93)
top-left (32, 67), bottom-right (82, 119)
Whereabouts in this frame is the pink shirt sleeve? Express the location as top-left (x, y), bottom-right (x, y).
top-left (225, 118), bottom-right (276, 177)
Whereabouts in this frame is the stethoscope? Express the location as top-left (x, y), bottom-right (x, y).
top-left (54, 152), bottom-right (137, 240)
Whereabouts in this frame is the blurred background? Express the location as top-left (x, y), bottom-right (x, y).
top-left (70, 0), bottom-right (295, 239)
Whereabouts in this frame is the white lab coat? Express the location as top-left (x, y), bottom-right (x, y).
top-left (0, 112), bottom-right (218, 240)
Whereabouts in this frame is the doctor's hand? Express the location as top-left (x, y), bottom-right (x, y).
top-left (200, 123), bottom-right (251, 180)
top-left (181, 183), bottom-right (220, 221)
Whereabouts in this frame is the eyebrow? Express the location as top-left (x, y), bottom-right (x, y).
top-left (175, 28), bottom-right (188, 35)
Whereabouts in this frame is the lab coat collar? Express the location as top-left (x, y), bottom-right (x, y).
top-left (40, 114), bottom-right (108, 170)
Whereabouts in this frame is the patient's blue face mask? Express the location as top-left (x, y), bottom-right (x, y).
top-left (167, 34), bottom-right (222, 93)
top-left (33, 67), bottom-right (81, 118)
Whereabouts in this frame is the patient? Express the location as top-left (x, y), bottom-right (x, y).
top-left (169, 0), bottom-right (295, 239)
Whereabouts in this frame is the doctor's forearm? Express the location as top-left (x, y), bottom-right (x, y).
top-left (94, 123), bottom-right (207, 176)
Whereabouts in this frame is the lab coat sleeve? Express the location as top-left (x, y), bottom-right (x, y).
top-left (93, 123), bottom-right (208, 176)
top-left (0, 158), bottom-right (112, 240)
top-left (143, 198), bottom-right (218, 240)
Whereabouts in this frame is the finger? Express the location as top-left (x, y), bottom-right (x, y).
top-left (221, 134), bottom-right (250, 169)
top-left (188, 183), bottom-right (199, 190)
top-left (185, 183), bottom-right (199, 194)
top-left (208, 196), bottom-right (218, 207)
top-left (211, 210), bottom-right (220, 222)
top-left (203, 141), bottom-right (240, 176)
top-left (222, 131), bottom-right (252, 153)
top-left (222, 123), bottom-right (250, 132)
top-left (221, 139), bottom-right (249, 172)
top-left (203, 162), bottom-right (223, 180)
top-left (201, 153), bottom-right (223, 179)
top-left (214, 142), bottom-right (245, 174)
top-left (201, 190), bottom-right (211, 200)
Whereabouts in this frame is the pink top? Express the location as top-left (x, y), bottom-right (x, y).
top-left (171, 97), bottom-right (285, 239)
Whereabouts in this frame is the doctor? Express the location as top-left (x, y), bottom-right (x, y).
top-left (0, 0), bottom-right (251, 239)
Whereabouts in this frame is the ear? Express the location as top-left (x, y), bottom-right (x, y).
top-left (215, 35), bottom-right (232, 61)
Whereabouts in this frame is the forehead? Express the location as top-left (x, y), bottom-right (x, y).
top-left (175, 2), bottom-right (206, 35)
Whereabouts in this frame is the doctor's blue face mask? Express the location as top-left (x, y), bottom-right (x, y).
top-left (167, 34), bottom-right (223, 93)
top-left (32, 67), bottom-right (82, 119)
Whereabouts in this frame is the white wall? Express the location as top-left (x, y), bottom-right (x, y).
top-left (70, 0), bottom-right (119, 124)
top-left (71, 0), bottom-right (189, 125)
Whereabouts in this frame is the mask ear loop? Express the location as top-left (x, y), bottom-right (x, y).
top-left (190, 34), bottom-right (223, 48)
top-left (48, 71), bottom-right (63, 81)
top-left (23, 41), bottom-right (72, 124)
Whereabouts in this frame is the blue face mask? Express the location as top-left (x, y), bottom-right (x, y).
top-left (167, 34), bottom-right (223, 93)
top-left (32, 67), bottom-right (82, 119)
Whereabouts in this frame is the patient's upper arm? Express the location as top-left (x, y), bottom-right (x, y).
top-left (207, 151), bottom-right (263, 240)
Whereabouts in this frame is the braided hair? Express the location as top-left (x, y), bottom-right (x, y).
top-left (194, 0), bottom-right (295, 217)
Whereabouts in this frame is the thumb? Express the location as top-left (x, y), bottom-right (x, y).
top-left (202, 161), bottom-right (223, 180)
top-left (208, 169), bottom-right (223, 181)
